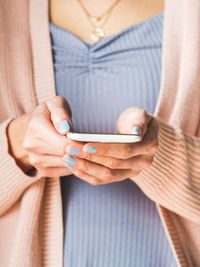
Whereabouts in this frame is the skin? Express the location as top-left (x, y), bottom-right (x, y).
top-left (49, 0), bottom-right (165, 44)
top-left (8, 97), bottom-right (73, 176)
top-left (7, 0), bottom-right (164, 183)
top-left (63, 107), bottom-right (159, 185)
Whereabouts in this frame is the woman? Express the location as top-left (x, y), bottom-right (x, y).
top-left (0, 0), bottom-right (200, 266)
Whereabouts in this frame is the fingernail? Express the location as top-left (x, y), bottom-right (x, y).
top-left (64, 156), bottom-right (76, 166)
top-left (67, 146), bottom-right (80, 156)
top-left (65, 163), bottom-right (73, 170)
top-left (132, 126), bottom-right (142, 136)
top-left (58, 120), bottom-right (71, 133)
top-left (83, 146), bottom-right (97, 153)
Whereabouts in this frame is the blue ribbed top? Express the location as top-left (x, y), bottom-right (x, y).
top-left (49, 11), bottom-right (177, 267)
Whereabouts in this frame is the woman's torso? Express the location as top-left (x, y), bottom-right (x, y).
top-left (49, 9), bottom-right (177, 267)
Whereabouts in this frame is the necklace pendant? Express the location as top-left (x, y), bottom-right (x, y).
top-left (91, 16), bottom-right (101, 22)
top-left (91, 28), bottom-right (105, 41)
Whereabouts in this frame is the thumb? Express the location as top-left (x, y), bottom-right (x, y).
top-left (46, 96), bottom-right (73, 135)
top-left (116, 107), bottom-right (152, 138)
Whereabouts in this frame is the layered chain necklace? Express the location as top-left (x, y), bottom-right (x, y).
top-left (77, 0), bottom-right (122, 41)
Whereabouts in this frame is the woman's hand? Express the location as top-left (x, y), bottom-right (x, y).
top-left (7, 96), bottom-right (73, 177)
top-left (64, 107), bottom-right (159, 185)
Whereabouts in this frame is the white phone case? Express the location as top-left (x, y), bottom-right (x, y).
top-left (66, 132), bottom-right (141, 143)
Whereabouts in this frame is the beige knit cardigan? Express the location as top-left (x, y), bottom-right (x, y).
top-left (0, 0), bottom-right (200, 266)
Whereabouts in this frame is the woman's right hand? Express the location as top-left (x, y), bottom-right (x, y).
top-left (7, 96), bottom-right (73, 177)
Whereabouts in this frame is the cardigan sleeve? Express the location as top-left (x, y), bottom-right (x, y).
top-left (0, 118), bottom-right (42, 216)
top-left (132, 118), bottom-right (200, 224)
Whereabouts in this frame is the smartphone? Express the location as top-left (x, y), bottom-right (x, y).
top-left (66, 132), bottom-right (141, 143)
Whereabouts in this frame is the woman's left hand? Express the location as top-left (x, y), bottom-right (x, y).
top-left (64, 107), bottom-right (159, 185)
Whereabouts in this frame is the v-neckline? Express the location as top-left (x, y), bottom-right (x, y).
top-left (49, 11), bottom-right (164, 49)
top-left (29, 0), bottom-right (167, 116)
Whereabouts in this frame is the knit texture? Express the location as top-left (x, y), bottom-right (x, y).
top-left (0, 0), bottom-right (200, 266)
top-left (50, 12), bottom-right (176, 266)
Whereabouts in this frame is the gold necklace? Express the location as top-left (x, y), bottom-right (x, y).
top-left (77, 0), bottom-right (122, 41)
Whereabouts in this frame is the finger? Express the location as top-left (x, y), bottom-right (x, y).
top-left (64, 154), bottom-right (114, 180)
top-left (73, 167), bottom-right (136, 185)
top-left (65, 138), bottom-right (157, 159)
top-left (65, 141), bottom-right (136, 159)
top-left (63, 155), bottom-right (134, 183)
top-left (131, 118), bottom-right (159, 155)
top-left (46, 96), bottom-right (73, 135)
top-left (65, 118), bottom-right (158, 159)
top-left (68, 169), bottom-right (102, 186)
top-left (116, 107), bottom-right (152, 138)
top-left (23, 106), bottom-right (70, 156)
top-left (37, 166), bottom-right (72, 178)
top-left (71, 153), bottom-right (153, 171)
top-left (28, 153), bottom-right (68, 169)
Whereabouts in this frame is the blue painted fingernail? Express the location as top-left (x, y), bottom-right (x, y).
top-left (132, 126), bottom-right (142, 136)
top-left (64, 156), bottom-right (76, 166)
top-left (67, 146), bottom-right (80, 156)
top-left (65, 163), bottom-right (73, 170)
top-left (83, 146), bottom-right (97, 153)
top-left (58, 120), bottom-right (71, 133)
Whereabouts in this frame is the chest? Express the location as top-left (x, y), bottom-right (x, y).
top-left (49, 0), bottom-right (165, 44)
top-left (49, 12), bottom-right (163, 133)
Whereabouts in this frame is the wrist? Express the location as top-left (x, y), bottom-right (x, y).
top-left (7, 113), bottom-right (34, 174)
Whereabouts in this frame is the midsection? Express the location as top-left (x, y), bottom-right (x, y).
top-left (49, 0), bottom-right (165, 44)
